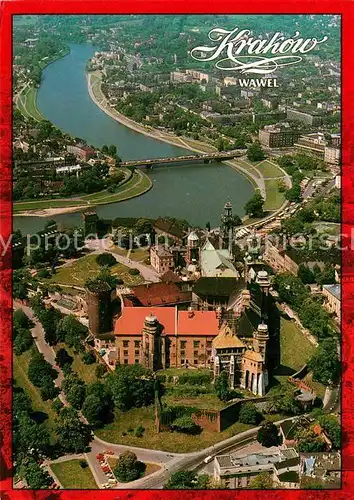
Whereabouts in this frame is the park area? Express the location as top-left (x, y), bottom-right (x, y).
top-left (46, 253), bottom-right (144, 287)
top-left (50, 460), bottom-right (98, 489)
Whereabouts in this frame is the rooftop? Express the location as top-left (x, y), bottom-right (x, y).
top-left (323, 284), bottom-right (340, 300)
top-left (114, 306), bottom-right (219, 337)
top-left (193, 277), bottom-right (245, 298)
top-left (213, 323), bottom-right (246, 349)
top-left (153, 217), bottom-right (185, 240)
top-left (123, 282), bottom-right (191, 307)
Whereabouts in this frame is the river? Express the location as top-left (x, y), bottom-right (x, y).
top-left (14, 44), bottom-right (254, 233)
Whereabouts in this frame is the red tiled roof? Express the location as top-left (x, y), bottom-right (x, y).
top-left (114, 307), bottom-right (219, 337)
top-left (178, 310), bottom-right (219, 336)
top-left (129, 282), bottom-right (191, 307)
top-left (114, 307), bottom-right (176, 336)
top-left (160, 270), bottom-right (183, 283)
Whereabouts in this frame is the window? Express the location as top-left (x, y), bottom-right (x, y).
top-left (181, 350), bottom-right (185, 356)
top-left (181, 359), bottom-right (185, 365)
top-left (134, 340), bottom-right (140, 348)
top-left (194, 351), bottom-right (198, 357)
top-left (123, 340), bottom-right (129, 348)
top-left (124, 359), bottom-right (128, 364)
top-left (124, 350), bottom-right (128, 356)
top-left (207, 349), bottom-right (211, 355)
top-left (207, 341), bottom-right (212, 348)
top-left (180, 341), bottom-right (186, 349)
top-left (135, 359), bottom-right (139, 364)
top-left (194, 359), bottom-right (198, 365)
top-left (135, 350), bottom-right (140, 356)
top-left (193, 341), bottom-right (200, 348)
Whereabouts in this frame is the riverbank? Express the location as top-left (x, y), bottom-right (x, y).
top-left (87, 71), bottom-right (266, 194)
top-left (14, 46), bottom-right (70, 122)
top-left (14, 169), bottom-right (153, 217)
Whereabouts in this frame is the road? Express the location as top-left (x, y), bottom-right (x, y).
top-left (13, 301), bottom-right (66, 399)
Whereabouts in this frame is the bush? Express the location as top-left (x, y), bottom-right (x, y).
top-left (37, 269), bottom-right (51, 279)
top-left (79, 460), bottom-right (88, 469)
top-left (238, 402), bottom-right (262, 425)
top-left (135, 425), bottom-right (145, 437)
top-left (95, 364), bottom-right (106, 378)
top-left (96, 253), bottom-right (117, 268)
top-left (128, 268), bottom-right (140, 276)
top-left (114, 451), bottom-right (145, 482)
top-left (51, 398), bottom-right (63, 414)
top-left (55, 348), bottom-right (74, 368)
top-left (82, 351), bottom-right (96, 364)
top-left (170, 415), bottom-right (201, 435)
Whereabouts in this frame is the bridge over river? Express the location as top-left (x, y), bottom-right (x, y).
top-left (119, 150), bottom-right (246, 168)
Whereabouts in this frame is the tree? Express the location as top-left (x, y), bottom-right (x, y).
top-left (257, 421), bottom-right (281, 447)
top-left (238, 402), bottom-right (262, 425)
top-left (113, 451), bottom-right (145, 482)
top-left (298, 264), bottom-right (315, 284)
top-left (56, 407), bottom-right (92, 453)
top-left (18, 458), bottom-right (53, 489)
top-left (82, 387), bottom-right (114, 428)
top-left (164, 471), bottom-right (212, 489)
top-left (249, 472), bottom-right (275, 489)
top-left (316, 414), bottom-right (341, 450)
top-left (55, 348), bottom-right (73, 368)
top-left (95, 364), bottom-right (106, 378)
top-left (82, 351), bottom-right (96, 364)
top-left (215, 371), bottom-right (230, 402)
top-left (170, 415), bottom-right (201, 435)
top-left (66, 381), bottom-right (86, 410)
top-left (247, 141), bottom-right (265, 162)
top-left (13, 327), bottom-right (33, 355)
top-left (56, 315), bottom-right (88, 351)
top-left (28, 352), bottom-right (57, 388)
top-left (266, 384), bottom-right (302, 416)
top-left (14, 413), bottom-right (50, 459)
top-left (96, 252), bottom-right (117, 267)
top-left (285, 184), bottom-right (302, 202)
top-left (308, 339), bottom-right (340, 385)
top-left (296, 428), bottom-right (326, 452)
top-left (51, 398), bottom-right (64, 414)
top-left (107, 365), bottom-right (154, 411)
top-left (40, 376), bottom-right (60, 401)
top-left (13, 309), bottom-right (33, 330)
top-left (244, 192), bottom-right (264, 218)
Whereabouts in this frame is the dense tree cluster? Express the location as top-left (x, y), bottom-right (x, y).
top-left (257, 421), bottom-right (282, 447)
top-left (274, 273), bottom-right (336, 340)
top-left (244, 192), bottom-right (265, 218)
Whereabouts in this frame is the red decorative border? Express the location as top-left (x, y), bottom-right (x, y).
top-left (1, 1), bottom-right (353, 498)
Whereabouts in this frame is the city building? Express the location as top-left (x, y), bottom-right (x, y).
top-left (299, 452), bottom-right (341, 489)
top-left (150, 245), bottom-right (175, 275)
top-left (67, 143), bottom-right (95, 161)
top-left (152, 217), bottom-right (185, 244)
top-left (214, 448), bottom-right (300, 489)
top-left (322, 284), bottom-right (340, 320)
top-left (324, 146), bottom-right (340, 165)
top-left (259, 125), bottom-right (301, 148)
top-left (263, 240), bottom-right (299, 275)
top-left (286, 108), bottom-right (322, 126)
top-left (114, 306), bottom-right (220, 368)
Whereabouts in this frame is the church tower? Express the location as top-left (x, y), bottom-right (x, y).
top-left (186, 231), bottom-right (200, 265)
top-left (220, 201), bottom-right (234, 253)
top-left (140, 313), bottom-right (166, 371)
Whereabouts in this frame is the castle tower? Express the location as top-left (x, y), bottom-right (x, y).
top-left (86, 284), bottom-right (116, 336)
top-left (186, 231), bottom-right (200, 265)
top-left (140, 313), bottom-right (165, 371)
top-left (256, 269), bottom-right (270, 322)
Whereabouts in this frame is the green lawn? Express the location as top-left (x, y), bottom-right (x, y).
top-left (13, 171), bottom-right (151, 213)
top-left (163, 392), bottom-right (225, 411)
top-left (264, 179), bottom-right (285, 211)
top-left (13, 199), bottom-right (85, 212)
top-left (13, 350), bottom-right (57, 442)
top-left (256, 160), bottom-right (286, 179)
top-left (50, 460), bottom-right (98, 489)
top-left (47, 253), bottom-right (144, 287)
top-left (55, 344), bottom-right (98, 384)
top-left (95, 406), bottom-right (254, 453)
